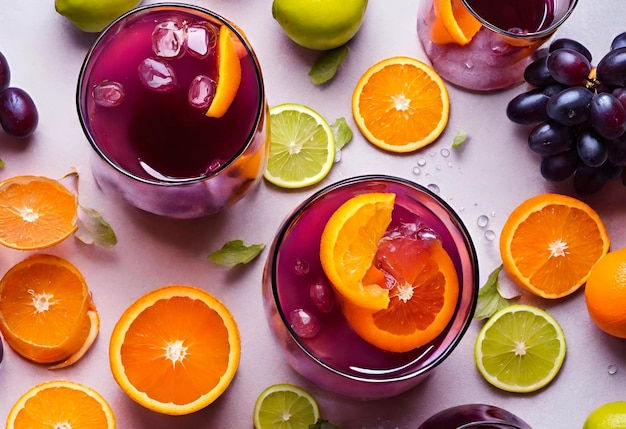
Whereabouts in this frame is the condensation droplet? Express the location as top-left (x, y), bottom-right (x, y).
top-left (608, 364), bottom-right (618, 375)
top-left (440, 148), bottom-right (450, 158)
top-left (417, 158), bottom-right (427, 167)
top-left (435, 164), bottom-right (442, 171)
top-left (294, 257), bottom-right (309, 275)
top-left (289, 309), bottom-right (319, 339)
top-left (484, 230), bottom-right (496, 241)
top-left (477, 215), bottom-right (489, 228)
top-left (412, 166), bottom-right (421, 175)
top-left (427, 183), bottom-right (440, 194)
top-left (428, 150), bottom-right (437, 158)
top-left (491, 211), bottom-right (497, 217)
top-left (447, 161), bottom-right (453, 167)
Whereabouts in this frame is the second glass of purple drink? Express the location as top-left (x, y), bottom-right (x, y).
top-left (77, 3), bottom-right (268, 218)
top-left (417, 0), bottom-right (578, 91)
top-left (262, 175), bottom-right (479, 400)
top-left (417, 404), bottom-right (533, 429)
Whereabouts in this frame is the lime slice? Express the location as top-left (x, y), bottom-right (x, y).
top-left (474, 304), bottom-right (566, 393)
top-left (253, 383), bottom-right (320, 429)
top-left (264, 103), bottom-right (335, 188)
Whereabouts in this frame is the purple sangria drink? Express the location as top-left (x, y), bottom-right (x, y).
top-left (417, 0), bottom-right (578, 91)
top-left (77, 4), bottom-right (268, 218)
top-left (262, 175), bottom-right (479, 399)
top-left (417, 404), bottom-right (532, 429)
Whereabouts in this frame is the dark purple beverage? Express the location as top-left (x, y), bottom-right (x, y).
top-left (418, 404), bottom-right (532, 429)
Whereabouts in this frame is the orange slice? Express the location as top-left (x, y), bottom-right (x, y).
top-left (6, 380), bottom-right (116, 429)
top-left (500, 193), bottom-right (610, 299)
top-left (206, 25), bottom-right (242, 118)
top-left (109, 285), bottom-right (241, 415)
top-left (0, 254), bottom-right (98, 365)
top-left (352, 57), bottom-right (449, 153)
top-left (0, 175), bottom-right (78, 250)
top-left (431, 0), bottom-right (482, 46)
top-left (320, 192), bottom-right (395, 311)
top-left (342, 237), bottom-right (459, 352)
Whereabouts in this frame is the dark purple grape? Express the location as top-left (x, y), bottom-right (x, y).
top-left (577, 128), bottom-right (608, 167)
top-left (601, 160), bottom-right (623, 179)
top-left (549, 38), bottom-right (593, 62)
top-left (612, 87), bottom-right (626, 110)
top-left (574, 164), bottom-right (608, 195)
top-left (597, 47), bottom-right (626, 88)
top-left (547, 48), bottom-right (592, 86)
top-left (0, 51), bottom-right (9, 92)
top-left (540, 149), bottom-right (579, 182)
top-left (528, 120), bottom-right (575, 156)
top-left (506, 88), bottom-right (550, 125)
top-left (0, 87), bottom-right (38, 138)
top-left (590, 92), bottom-right (626, 139)
top-left (542, 82), bottom-right (567, 98)
top-left (607, 133), bottom-right (626, 166)
top-left (523, 56), bottom-right (554, 87)
top-left (546, 86), bottom-right (592, 126)
top-left (611, 32), bottom-right (626, 50)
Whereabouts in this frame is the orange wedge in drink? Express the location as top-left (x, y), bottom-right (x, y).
top-left (430, 0), bottom-right (482, 45)
top-left (206, 25), bottom-right (242, 118)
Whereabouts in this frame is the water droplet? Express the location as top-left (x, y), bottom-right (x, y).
top-left (491, 211), bottom-right (497, 217)
top-left (417, 158), bottom-right (427, 167)
top-left (294, 257), bottom-right (309, 275)
top-left (458, 206), bottom-right (465, 212)
top-left (465, 60), bottom-right (474, 69)
top-left (290, 309), bottom-right (319, 339)
top-left (204, 159), bottom-right (224, 174)
top-left (435, 164), bottom-right (442, 171)
top-left (440, 148), bottom-right (450, 158)
top-left (310, 280), bottom-right (334, 313)
top-left (427, 183), bottom-right (440, 194)
top-left (152, 20), bottom-right (186, 58)
top-left (608, 364), bottom-right (618, 375)
top-left (188, 75), bottom-right (216, 109)
top-left (412, 166), bottom-right (421, 175)
top-left (91, 80), bottom-right (125, 107)
top-left (428, 150), bottom-right (437, 158)
top-left (484, 230), bottom-right (496, 241)
top-left (477, 215), bottom-right (489, 228)
top-left (137, 57), bottom-right (177, 92)
top-left (447, 161), bottom-right (453, 167)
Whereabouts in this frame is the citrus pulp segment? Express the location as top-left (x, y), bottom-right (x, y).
top-left (474, 304), bottom-right (566, 393)
top-left (6, 380), bottom-right (116, 429)
top-left (499, 193), bottom-right (610, 299)
top-left (352, 56), bottom-right (449, 153)
top-left (109, 284), bottom-right (241, 415)
top-left (0, 175), bottom-right (78, 250)
top-left (319, 192), bottom-right (395, 311)
top-left (205, 25), bottom-right (242, 118)
top-left (253, 383), bottom-right (320, 429)
top-left (264, 103), bottom-right (335, 188)
top-left (341, 238), bottom-right (459, 353)
top-left (431, 0), bottom-right (482, 45)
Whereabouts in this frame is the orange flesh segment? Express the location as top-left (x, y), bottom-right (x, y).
top-left (431, 0), bottom-right (482, 46)
top-left (206, 25), bottom-right (242, 118)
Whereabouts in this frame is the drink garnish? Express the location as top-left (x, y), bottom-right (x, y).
top-left (205, 25), bottom-right (242, 118)
top-left (208, 239), bottom-right (265, 267)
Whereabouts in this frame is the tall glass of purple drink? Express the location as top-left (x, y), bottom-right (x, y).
top-left (417, 404), bottom-right (533, 429)
top-left (417, 0), bottom-right (578, 91)
top-left (262, 175), bottom-right (479, 400)
top-left (77, 3), bottom-right (268, 218)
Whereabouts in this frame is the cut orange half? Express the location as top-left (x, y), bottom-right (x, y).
top-left (0, 175), bottom-right (78, 250)
top-left (352, 57), bottom-right (449, 153)
top-left (206, 25), bottom-right (242, 118)
top-left (109, 285), bottom-right (241, 415)
top-left (320, 192), bottom-right (395, 311)
top-left (342, 237), bottom-right (459, 352)
top-left (500, 193), bottom-right (610, 299)
top-left (431, 0), bottom-right (482, 46)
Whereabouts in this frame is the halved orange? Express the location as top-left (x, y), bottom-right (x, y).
top-left (320, 193), bottom-right (395, 311)
top-left (206, 25), bottom-right (242, 118)
top-left (0, 175), bottom-right (78, 250)
top-left (0, 254), bottom-right (98, 365)
top-left (430, 0), bottom-right (482, 46)
top-left (109, 285), bottom-right (241, 415)
top-left (500, 193), bottom-right (610, 299)
top-left (342, 237), bottom-right (459, 352)
top-left (6, 380), bottom-right (116, 429)
top-left (352, 57), bottom-right (449, 153)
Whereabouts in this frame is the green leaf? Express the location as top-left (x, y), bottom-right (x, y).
top-left (309, 46), bottom-right (349, 85)
top-left (208, 240), bottom-right (265, 268)
top-left (0, 158), bottom-right (5, 167)
top-left (330, 117), bottom-right (353, 150)
top-left (310, 419), bottom-right (343, 429)
top-left (452, 129), bottom-right (467, 148)
top-left (474, 265), bottom-right (513, 320)
top-left (75, 205), bottom-right (117, 248)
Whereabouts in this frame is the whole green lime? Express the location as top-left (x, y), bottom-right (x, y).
top-left (55, 0), bottom-right (141, 32)
top-left (583, 401), bottom-right (626, 429)
top-left (272, 0), bottom-right (368, 50)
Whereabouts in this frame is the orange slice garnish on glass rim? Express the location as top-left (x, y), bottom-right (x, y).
top-left (206, 25), bottom-right (242, 118)
top-left (430, 0), bottom-right (482, 46)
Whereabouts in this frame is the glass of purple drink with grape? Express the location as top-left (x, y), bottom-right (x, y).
top-left (77, 3), bottom-right (268, 218)
top-left (417, 404), bottom-right (532, 429)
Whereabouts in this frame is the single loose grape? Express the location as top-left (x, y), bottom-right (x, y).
top-left (0, 87), bottom-right (39, 138)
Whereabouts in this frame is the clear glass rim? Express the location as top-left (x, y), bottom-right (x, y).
top-left (268, 174), bottom-right (480, 384)
top-left (455, 421), bottom-right (525, 429)
top-left (75, 2), bottom-right (266, 187)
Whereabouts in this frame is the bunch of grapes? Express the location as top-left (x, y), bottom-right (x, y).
top-left (506, 32), bottom-right (626, 195)
top-left (0, 51), bottom-right (38, 139)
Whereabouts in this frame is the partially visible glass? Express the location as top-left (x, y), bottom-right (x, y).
top-left (262, 175), bottom-right (479, 400)
top-left (417, 404), bottom-right (533, 429)
top-left (417, 0), bottom-right (578, 91)
top-left (77, 3), bottom-right (268, 218)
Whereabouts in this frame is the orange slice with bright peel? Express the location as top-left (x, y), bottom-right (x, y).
top-left (0, 175), bottom-right (78, 250)
top-left (431, 0), bottom-right (482, 46)
top-left (6, 380), bottom-right (116, 429)
top-left (0, 254), bottom-right (97, 364)
top-left (352, 57), bottom-right (450, 153)
top-left (500, 193), bottom-right (610, 299)
top-left (206, 25), bottom-right (242, 118)
top-left (320, 192), bottom-right (395, 311)
top-left (342, 237), bottom-right (459, 352)
top-left (109, 285), bottom-right (241, 415)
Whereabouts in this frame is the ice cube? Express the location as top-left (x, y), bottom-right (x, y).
top-left (188, 74), bottom-right (215, 109)
top-left (91, 80), bottom-right (125, 107)
top-left (186, 23), bottom-right (217, 58)
top-left (152, 20), bottom-right (186, 58)
top-left (138, 57), bottom-right (177, 92)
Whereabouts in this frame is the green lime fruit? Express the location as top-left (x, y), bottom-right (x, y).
top-left (272, 0), bottom-right (368, 50)
top-left (55, 0), bottom-right (141, 33)
top-left (253, 383), bottom-right (320, 429)
top-left (583, 402), bottom-right (626, 429)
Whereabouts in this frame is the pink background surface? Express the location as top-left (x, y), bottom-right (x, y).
top-left (1, 0), bottom-right (626, 427)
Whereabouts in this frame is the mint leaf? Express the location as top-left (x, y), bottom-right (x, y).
top-left (75, 205), bottom-right (117, 248)
top-left (309, 46), bottom-right (349, 85)
top-left (310, 419), bottom-right (343, 429)
top-left (331, 117), bottom-right (353, 150)
top-left (474, 265), bottom-right (513, 320)
top-left (208, 240), bottom-right (265, 267)
top-left (452, 129), bottom-right (467, 148)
